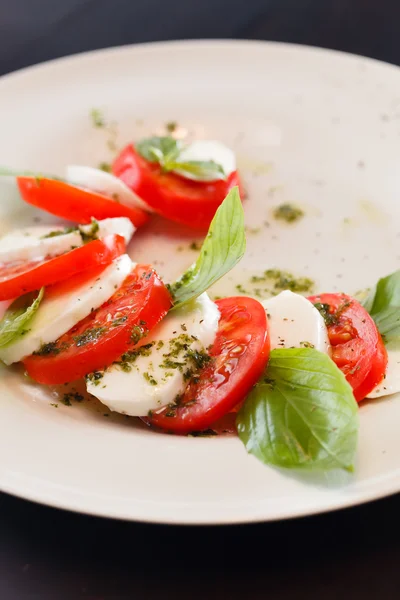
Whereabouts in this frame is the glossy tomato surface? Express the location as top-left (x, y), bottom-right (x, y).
top-left (17, 177), bottom-right (149, 227)
top-left (24, 264), bottom-right (172, 384)
top-left (112, 144), bottom-right (244, 229)
top-left (308, 293), bottom-right (387, 401)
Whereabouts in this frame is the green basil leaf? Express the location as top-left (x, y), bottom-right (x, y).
top-left (168, 160), bottom-right (226, 181)
top-left (169, 186), bottom-right (245, 308)
top-left (135, 137), bottom-right (226, 182)
top-left (237, 348), bottom-right (358, 471)
top-left (135, 136), bottom-right (180, 165)
top-left (0, 288), bottom-right (44, 348)
top-left (362, 270), bottom-right (400, 344)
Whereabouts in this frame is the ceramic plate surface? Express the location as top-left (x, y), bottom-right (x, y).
top-left (1, 40), bottom-right (400, 523)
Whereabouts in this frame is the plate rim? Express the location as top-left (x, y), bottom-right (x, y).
top-left (1, 38), bottom-right (400, 86)
top-left (1, 467), bottom-right (400, 525)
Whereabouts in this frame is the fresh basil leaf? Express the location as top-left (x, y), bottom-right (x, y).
top-left (170, 187), bottom-right (245, 308)
top-left (237, 348), bottom-right (358, 471)
top-left (135, 137), bottom-right (226, 182)
top-left (362, 269), bottom-right (400, 343)
top-left (0, 167), bottom-right (63, 181)
top-left (168, 160), bottom-right (226, 181)
top-left (0, 288), bottom-right (44, 348)
top-left (136, 136), bottom-right (180, 165)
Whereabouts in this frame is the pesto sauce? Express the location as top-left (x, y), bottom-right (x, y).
top-left (188, 429), bottom-right (218, 437)
top-left (86, 371), bottom-right (104, 386)
top-left (165, 121), bottom-right (178, 133)
top-left (41, 226), bottom-right (76, 239)
top-left (73, 326), bottom-right (106, 347)
top-left (34, 341), bottom-right (68, 356)
top-left (313, 302), bottom-right (338, 326)
top-left (313, 299), bottom-right (352, 327)
top-left (115, 342), bottom-right (156, 372)
top-left (189, 241), bottom-right (202, 251)
top-left (98, 162), bottom-right (112, 173)
top-left (90, 108), bottom-right (105, 128)
top-left (143, 372), bottom-right (158, 386)
top-left (112, 316), bottom-right (128, 327)
top-left (79, 219), bottom-right (100, 243)
top-left (263, 269), bottom-right (314, 293)
top-left (273, 203), bottom-right (304, 223)
top-left (300, 341), bottom-right (315, 348)
top-left (130, 325), bottom-right (146, 344)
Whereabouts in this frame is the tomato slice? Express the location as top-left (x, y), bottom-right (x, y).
top-left (23, 264), bottom-right (172, 384)
top-left (146, 296), bottom-right (270, 434)
top-left (112, 144), bottom-right (244, 230)
top-left (17, 177), bottom-right (149, 228)
top-left (308, 293), bottom-right (387, 402)
top-left (0, 234), bottom-right (125, 301)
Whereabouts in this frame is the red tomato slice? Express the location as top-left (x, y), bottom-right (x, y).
top-left (308, 293), bottom-right (387, 402)
top-left (112, 144), bottom-right (244, 230)
top-left (0, 234), bottom-right (125, 301)
top-left (146, 296), bottom-right (270, 434)
top-left (23, 265), bottom-right (172, 384)
top-left (17, 177), bottom-right (149, 228)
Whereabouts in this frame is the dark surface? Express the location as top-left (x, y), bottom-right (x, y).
top-left (2, 0), bottom-right (400, 598)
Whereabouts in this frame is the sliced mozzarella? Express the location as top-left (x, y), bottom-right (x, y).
top-left (261, 290), bottom-right (331, 354)
top-left (367, 346), bottom-right (400, 398)
top-left (0, 226), bottom-right (82, 263)
top-left (80, 217), bottom-right (135, 245)
top-left (174, 140), bottom-right (236, 181)
top-left (66, 165), bottom-right (153, 212)
top-left (87, 292), bottom-right (220, 416)
top-left (0, 218), bottom-right (135, 264)
top-left (0, 254), bottom-right (133, 365)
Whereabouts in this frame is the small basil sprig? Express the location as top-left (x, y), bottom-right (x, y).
top-left (237, 348), bottom-right (359, 472)
top-left (170, 159), bottom-right (225, 181)
top-left (0, 288), bottom-right (44, 348)
top-left (136, 136), bottom-right (180, 165)
top-left (362, 269), bottom-right (400, 344)
top-left (135, 136), bottom-right (226, 182)
top-left (169, 186), bottom-right (245, 309)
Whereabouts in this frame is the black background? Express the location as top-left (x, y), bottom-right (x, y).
top-left (1, 1), bottom-right (400, 598)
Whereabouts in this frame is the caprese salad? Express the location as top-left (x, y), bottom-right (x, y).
top-left (0, 154), bottom-right (399, 474)
top-left (2, 133), bottom-right (243, 231)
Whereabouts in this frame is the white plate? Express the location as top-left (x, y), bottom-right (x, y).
top-left (1, 40), bottom-right (400, 524)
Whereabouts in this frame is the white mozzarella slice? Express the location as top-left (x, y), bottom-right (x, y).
top-left (367, 346), bottom-right (400, 398)
top-left (80, 217), bottom-right (135, 245)
top-left (0, 254), bottom-right (133, 365)
top-left (174, 140), bottom-right (236, 181)
top-left (0, 218), bottom-right (135, 264)
top-left (0, 226), bottom-right (82, 263)
top-left (66, 165), bottom-right (153, 212)
top-left (87, 293), bottom-right (220, 416)
top-left (261, 290), bottom-right (331, 354)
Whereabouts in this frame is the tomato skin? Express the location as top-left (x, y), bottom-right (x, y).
top-left (112, 144), bottom-right (244, 230)
top-left (0, 234), bottom-right (125, 301)
top-left (308, 293), bottom-right (387, 402)
top-left (17, 177), bottom-right (149, 228)
top-left (146, 296), bottom-right (270, 434)
top-left (23, 265), bottom-right (172, 384)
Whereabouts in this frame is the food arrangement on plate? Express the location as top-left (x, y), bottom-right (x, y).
top-left (0, 127), bottom-right (399, 477)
